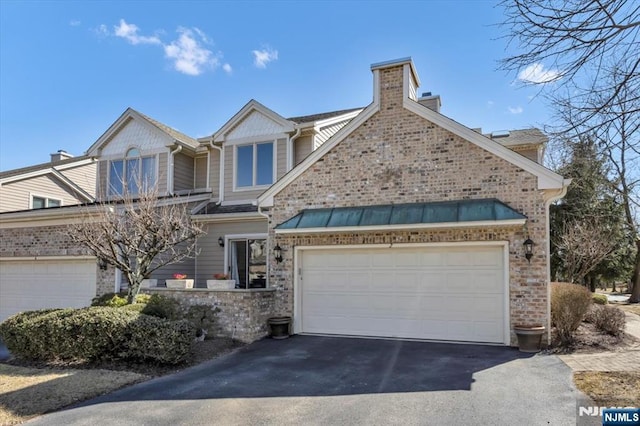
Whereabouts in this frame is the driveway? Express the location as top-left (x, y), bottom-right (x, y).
top-left (26, 336), bottom-right (592, 426)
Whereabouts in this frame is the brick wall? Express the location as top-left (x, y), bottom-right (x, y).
top-left (267, 63), bottom-right (549, 345)
top-left (0, 225), bottom-right (113, 296)
top-left (143, 288), bottom-right (276, 342)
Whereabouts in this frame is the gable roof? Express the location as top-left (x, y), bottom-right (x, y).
top-left (85, 108), bottom-right (198, 156)
top-left (0, 155), bottom-right (96, 202)
top-left (211, 100), bottom-right (295, 142)
top-left (258, 58), bottom-right (568, 207)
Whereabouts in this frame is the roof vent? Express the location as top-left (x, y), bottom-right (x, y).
top-left (421, 92), bottom-right (432, 97)
top-left (491, 130), bottom-right (511, 139)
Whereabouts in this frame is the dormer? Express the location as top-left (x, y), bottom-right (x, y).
top-left (86, 108), bottom-right (208, 200)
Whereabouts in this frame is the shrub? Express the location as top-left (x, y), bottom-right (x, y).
top-left (592, 293), bottom-right (608, 305)
top-left (0, 307), bottom-right (195, 364)
top-left (141, 294), bottom-right (182, 320)
top-left (551, 282), bottom-right (592, 345)
top-left (92, 293), bottom-right (150, 307)
top-left (586, 304), bottom-right (626, 336)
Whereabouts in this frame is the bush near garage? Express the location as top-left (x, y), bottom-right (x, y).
top-left (591, 293), bottom-right (609, 305)
top-left (585, 304), bottom-right (626, 337)
top-left (0, 307), bottom-right (195, 364)
top-left (91, 293), bottom-right (150, 307)
top-left (551, 282), bottom-right (592, 345)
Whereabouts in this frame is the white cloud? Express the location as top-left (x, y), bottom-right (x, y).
top-left (508, 106), bottom-right (524, 114)
top-left (113, 19), bottom-right (161, 45)
top-left (517, 63), bottom-right (560, 84)
top-left (252, 47), bottom-right (278, 68)
top-left (95, 24), bottom-right (109, 37)
top-left (487, 100), bottom-right (495, 108)
top-left (69, 20), bottom-right (81, 27)
top-left (164, 27), bottom-right (219, 76)
top-left (222, 63), bottom-right (233, 74)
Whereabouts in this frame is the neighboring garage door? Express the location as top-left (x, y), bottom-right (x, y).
top-left (0, 258), bottom-right (97, 322)
top-left (299, 245), bottom-right (507, 344)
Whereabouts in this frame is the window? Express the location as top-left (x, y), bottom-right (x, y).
top-left (31, 196), bottom-right (61, 209)
top-left (235, 142), bottom-right (274, 188)
top-left (228, 237), bottom-right (267, 289)
top-left (108, 148), bottom-right (156, 196)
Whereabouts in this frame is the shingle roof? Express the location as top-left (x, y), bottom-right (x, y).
top-left (276, 199), bottom-right (526, 230)
top-left (287, 107), bottom-right (363, 124)
top-left (194, 203), bottom-right (259, 215)
top-left (0, 155), bottom-right (92, 179)
top-left (486, 128), bottom-right (547, 147)
top-left (135, 110), bottom-right (199, 148)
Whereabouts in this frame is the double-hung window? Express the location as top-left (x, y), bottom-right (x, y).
top-left (108, 148), bottom-right (156, 196)
top-left (235, 142), bottom-right (274, 189)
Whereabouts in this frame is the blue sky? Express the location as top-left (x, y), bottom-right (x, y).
top-left (0, 0), bottom-right (558, 171)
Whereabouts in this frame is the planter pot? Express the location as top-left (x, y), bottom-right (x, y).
top-left (140, 279), bottom-right (157, 288)
top-left (206, 279), bottom-right (236, 290)
top-left (268, 316), bottom-right (292, 339)
top-left (514, 325), bottom-right (545, 353)
top-left (165, 279), bottom-right (194, 289)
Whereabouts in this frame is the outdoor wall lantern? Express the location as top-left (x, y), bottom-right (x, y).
top-left (218, 236), bottom-right (225, 247)
top-left (274, 244), bottom-right (283, 263)
top-left (97, 257), bottom-right (108, 270)
top-left (523, 237), bottom-right (534, 263)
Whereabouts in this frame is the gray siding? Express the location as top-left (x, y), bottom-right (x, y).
top-left (195, 219), bottom-right (268, 287)
top-left (0, 175), bottom-right (86, 212)
top-left (157, 152), bottom-right (168, 194)
top-left (209, 149), bottom-right (220, 198)
top-left (194, 156), bottom-right (208, 189)
top-left (276, 138), bottom-right (287, 178)
top-left (173, 152), bottom-right (194, 192)
top-left (315, 119), bottom-right (351, 148)
top-left (97, 160), bottom-right (108, 199)
top-left (294, 135), bottom-right (313, 165)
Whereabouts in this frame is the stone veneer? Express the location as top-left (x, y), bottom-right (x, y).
top-left (142, 287), bottom-right (277, 342)
top-left (0, 224), bottom-right (114, 296)
top-left (267, 62), bottom-right (550, 346)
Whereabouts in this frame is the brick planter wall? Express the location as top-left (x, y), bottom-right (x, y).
top-left (142, 287), bottom-right (277, 343)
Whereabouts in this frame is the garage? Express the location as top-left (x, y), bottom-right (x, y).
top-left (0, 257), bottom-right (97, 322)
top-left (297, 244), bottom-right (508, 344)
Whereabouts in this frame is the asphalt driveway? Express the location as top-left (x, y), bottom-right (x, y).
top-left (26, 336), bottom-right (592, 425)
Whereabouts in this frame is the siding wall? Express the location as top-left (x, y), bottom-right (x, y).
top-left (208, 149), bottom-right (220, 197)
top-left (0, 175), bottom-right (88, 212)
top-left (314, 120), bottom-right (351, 148)
top-left (59, 163), bottom-right (97, 197)
top-left (195, 219), bottom-right (268, 287)
top-left (294, 135), bottom-right (313, 165)
top-left (173, 152), bottom-right (194, 192)
top-left (276, 138), bottom-right (287, 178)
top-left (194, 156), bottom-right (208, 189)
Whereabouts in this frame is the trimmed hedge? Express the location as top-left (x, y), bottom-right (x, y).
top-left (592, 293), bottom-right (609, 305)
top-left (0, 307), bottom-right (195, 364)
top-left (551, 282), bottom-right (592, 345)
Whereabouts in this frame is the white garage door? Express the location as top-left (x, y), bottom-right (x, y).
top-left (0, 258), bottom-right (97, 322)
top-left (299, 245), bottom-right (507, 344)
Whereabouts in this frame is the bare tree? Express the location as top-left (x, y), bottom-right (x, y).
top-left (70, 188), bottom-right (205, 304)
top-left (499, 0), bottom-right (639, 132)
top-left (555, 217), bottom-right (618, 284)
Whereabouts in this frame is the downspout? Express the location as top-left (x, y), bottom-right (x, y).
top-left (287, 127), bottom-right (301, 171)
top-left (542, 179), bottom-right (572, 346)
top-left (169, 145), bottom-right (182, 195)
top-left (207, 139), bottom-right (224, 204)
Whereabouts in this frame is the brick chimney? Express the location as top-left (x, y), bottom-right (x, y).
top-left (50, 150), bottom-right (74, 163)
top-left (418, 92), bottom-right (441, 113)
top-left (371, 57), bottom-right (421, 109)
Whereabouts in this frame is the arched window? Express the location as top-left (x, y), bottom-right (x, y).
top-left (108, 147), bottom-right (156, 196)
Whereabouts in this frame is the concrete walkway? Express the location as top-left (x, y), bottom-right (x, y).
top-left (560, 312), bottom-right (640, 372)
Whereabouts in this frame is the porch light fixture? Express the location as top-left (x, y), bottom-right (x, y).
top-left (274, 244), bottom-right (283, 263)
top-left (523, 237), bottom-right (534, 263)
top-left (218, 237), bottom-right (225, 247)
top-left (97, 257), bottom-right (108, 270)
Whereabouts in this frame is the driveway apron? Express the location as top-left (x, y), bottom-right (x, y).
top-left (26, 336), bottom-right (590, 426)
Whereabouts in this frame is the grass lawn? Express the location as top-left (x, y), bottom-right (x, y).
top-left (574, 371), bottom-right (640, 407)
top-left (0, 338), bottom-right (243, 425)
top-left (0, 364), bottom-right (147, 425)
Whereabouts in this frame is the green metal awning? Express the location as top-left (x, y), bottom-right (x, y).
top-left (275, 198), bottom-right (526, 234)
